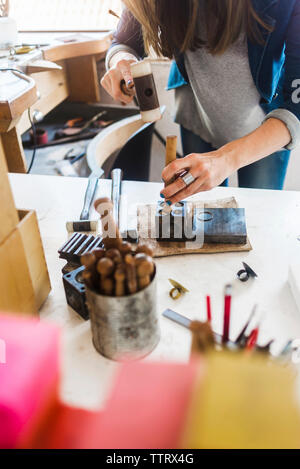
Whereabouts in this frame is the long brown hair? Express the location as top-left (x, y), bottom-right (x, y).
top-left (123, 0), bottom-right (272, 57)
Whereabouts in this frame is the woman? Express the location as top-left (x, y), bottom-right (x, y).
top-left (101, 0), bottom-right (300, 205)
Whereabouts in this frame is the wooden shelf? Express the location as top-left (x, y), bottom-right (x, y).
top-left (0, 209), bottom-right (51, 315)
top-left (0, 138), bottom-right (19, 243)
top-left (0, 137), bottom-right (51, 315)
top-left (43, 35), bottom-right (112, 62)
top-left (0, 73), bottom-right (38, 132)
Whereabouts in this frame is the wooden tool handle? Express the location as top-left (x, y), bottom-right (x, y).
top-left (80, 252), bottom-right (96, 269)
top-left (115, 265), bottom-right (126, 297)
top-left (136, 244), bottom-right (153, 257)
top-left (165, 135), bottom-right (177, 167)
top-left (189, 321), bottom-right (215, 357)
top-left (94, 197), bottom-right (122, 249)
top-left (97, 257), bottom-right (114, 277)
top-left (82, 269), bottom-right (94, 289)
top-left (136, 255), bottom-right (154, 291)
top-left (93, 248), bottom-right (105, 260)
top-left (138, 275), bottom-right (151, 290)
top-left (136, 255), bottom-right (154, 277)
top-left (125, 254), bottom-right (138, 294)
top-left (102, 277), bottom-right (114, 296)
top-left (119, 241), bottom-right (132, 256)
top-left (126, 264), bottom-right (138, 294)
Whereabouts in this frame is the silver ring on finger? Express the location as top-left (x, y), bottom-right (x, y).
top-left (181, 172), bottom-right (196, 187)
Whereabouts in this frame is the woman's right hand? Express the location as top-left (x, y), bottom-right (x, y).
top-left (101, 52), bottom-right (138, 105)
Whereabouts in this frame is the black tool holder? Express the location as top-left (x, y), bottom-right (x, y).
top-left (58, 232), bottom-right (104, 320)
top-left (63, 266), bottom-right (89, 320)
top-left (58, 167), bottom-right (139, 321)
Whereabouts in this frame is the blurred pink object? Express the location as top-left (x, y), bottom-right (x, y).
top-left (31, 361), bottom-right (199, 449)
top-left (0, 314), bottom-right (60, 448)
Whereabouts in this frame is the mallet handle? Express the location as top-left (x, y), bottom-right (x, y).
top-left (165, 135), bottom-right (177, 167)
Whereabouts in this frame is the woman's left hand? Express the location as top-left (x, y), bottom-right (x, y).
top-left (160, 150), bottom-right (235, 204)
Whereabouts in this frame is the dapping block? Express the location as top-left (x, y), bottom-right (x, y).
top-left (193, 208), bottom-right (247, 244)
top-left (137, 197), bottom-right (252, 257)
top-left (58, 232), bottom-right (103, 265)
top-left (155, 204), bottom-right (247, 245)
top-left (155, 201), bottom-right (195, 242)
top-left (63, 266), bottom-right (89, 320)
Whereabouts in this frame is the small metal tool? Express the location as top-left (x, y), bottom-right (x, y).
top-left (58, 111), bottom-right (106, 138)
top-left (163, 308), bottom-right (191, 328)
top-left (111, 168), bottom-right (139, 243)
top-left (162, 309), bottom-right (236, 348)
top-left (66, 166), bottom-right (104, 233)
top-left (279, 340), bottom-right (294, 358)
top-left (237, 262), bottom-right (258, 282)
top-left (111, 168), bottom-right (123, 229)
top-left (235, 305), bottom-right (257, 345)
top-left (168, 279), bottom-right (189, 300)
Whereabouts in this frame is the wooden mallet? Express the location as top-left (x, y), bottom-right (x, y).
top-left (135, 254), bottom-right (155, 290)
top-left (97, 257), bottom-right (114, 294)
top-left (136, 244), bottom-right (154, 257)
top-left (124, 253), bottom-right (138, 294)
top-left (94, 197), bottom-right (122, 249)
top-left (114, 264), bottom-right (126, 297)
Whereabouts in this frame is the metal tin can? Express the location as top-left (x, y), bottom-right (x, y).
top-left (86, 271), bottom-right (159, 361)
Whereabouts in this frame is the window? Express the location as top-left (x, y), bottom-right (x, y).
top-left (9, 0), bottom-right (122, 32)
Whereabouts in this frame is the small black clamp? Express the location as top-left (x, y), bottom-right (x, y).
top-left (237, 262), bottom-right (258, 283)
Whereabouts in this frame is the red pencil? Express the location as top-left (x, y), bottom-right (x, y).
top-left (222, 284), bottom-right (232, 344)
top-left (246, 327), bottom-right (259, 351)
top-left (206, 295), bottom-right (212, 323)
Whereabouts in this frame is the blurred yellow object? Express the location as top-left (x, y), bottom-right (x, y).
top-left (15, 46), bottom-right (35, 54)
top-left (182, 352), bottom-right (300, 449)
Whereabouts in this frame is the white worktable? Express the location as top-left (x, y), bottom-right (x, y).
top-left (9, 174), bottom-right (300, 410)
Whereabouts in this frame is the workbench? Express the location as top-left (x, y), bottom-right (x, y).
top-left (8, 174), bottom-right (300, 410)
top-left (0, 32), bottom-right (111, 173)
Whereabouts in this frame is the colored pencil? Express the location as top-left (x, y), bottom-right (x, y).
top-left (206, 295), bottom-right (212, 323)
top-left (246, 327), bottom-right (259, 351)
top-left (235, 305), bottom-right (257, 345)
top-left (222, 284), bottom-right (232, 344)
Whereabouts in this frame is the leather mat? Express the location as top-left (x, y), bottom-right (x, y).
top-left (137, 197), bottom-right (252, 258)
